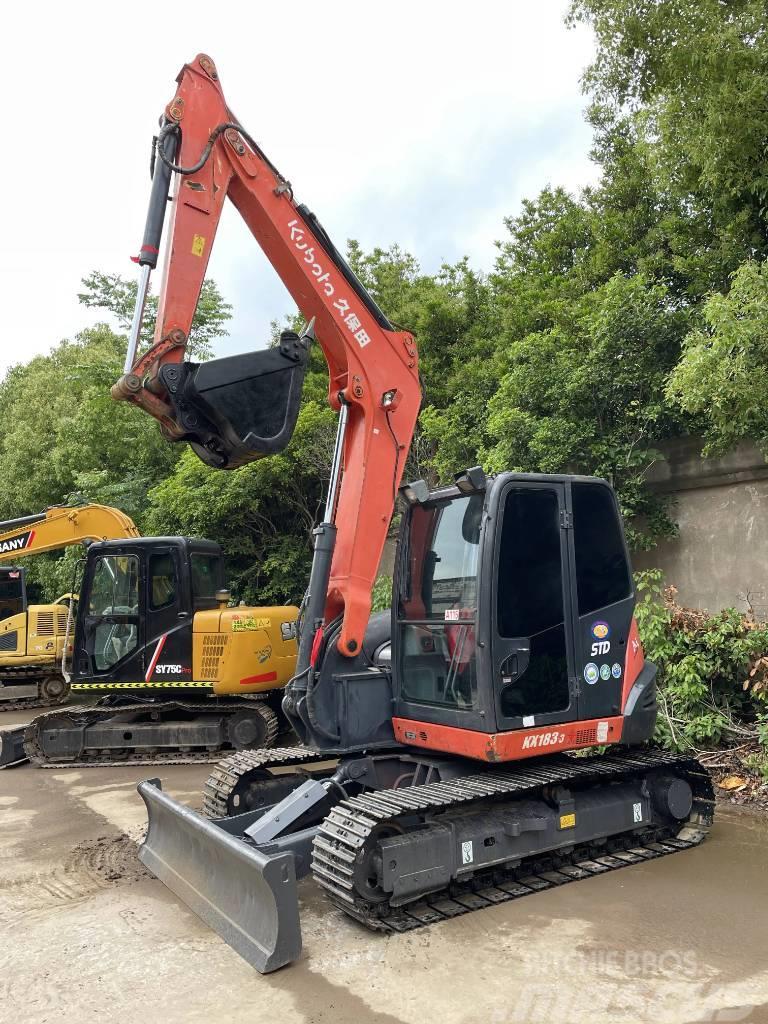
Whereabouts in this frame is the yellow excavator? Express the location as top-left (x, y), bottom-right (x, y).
top-left (0, 511), bottom-right (299, 767)
top-left (0, 504), bottom-right (140, 711)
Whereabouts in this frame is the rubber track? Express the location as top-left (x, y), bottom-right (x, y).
top-left (0, 696), bottom-right (60, 713)
top-left (23, 698), bottom-right (279, 769)
top-left (311, 749), bottom-right (714, 932)
top-left (202, 745), bottom-right (317, 818)
top-left (0, 676), bottom-right (69, 713)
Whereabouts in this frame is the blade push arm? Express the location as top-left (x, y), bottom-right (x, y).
top-left (0, 505), bottom-right (140, 561)
top-left (114, 55), bottom-right (421, 658)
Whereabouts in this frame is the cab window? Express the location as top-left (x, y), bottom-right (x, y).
top-left (149, 552), bottom-right (177, 611)
top-left (191, 553), bottom-right (221, 600)
top-left (87, 554), bottom-right (139, 671)
top-left (572, 482), bottom-right (632, 614)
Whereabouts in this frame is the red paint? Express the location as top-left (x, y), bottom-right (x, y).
top-left (239, 671), bottom-right (278, 686)
top-left (309, 628), bottom-right (324, 668)
top-left (144, 633), bottom-right (167, 681)
top-left (621, 617), bottom-right (645, 710)
top-left (26, 530), bottom-right (35, 547)
top-left (392, 716), bottom-right (624, 763)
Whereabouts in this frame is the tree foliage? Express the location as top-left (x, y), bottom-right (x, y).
top-left (6, 0), bottom-right (768, 618)
top-left (667, 260), bottom-right (768, 455)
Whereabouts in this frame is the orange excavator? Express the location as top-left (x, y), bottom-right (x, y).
top-left (121, 55), bottom-right (713, 973)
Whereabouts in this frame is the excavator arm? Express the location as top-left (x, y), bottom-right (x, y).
top-left (0, 505), bottom-right (140, 561)
top-left (113, 54), bottom-right (421, 660)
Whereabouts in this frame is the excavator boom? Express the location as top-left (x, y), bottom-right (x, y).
top-left (113, 53), bottom-right (421, 661)
top-left (0, 504), bottom-right (139, 560)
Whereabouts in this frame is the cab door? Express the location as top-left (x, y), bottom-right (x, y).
top-left (77, 549), bottom-right (143, 682)
top-left (142, 546), bottom-right (193, 684)
top-left (568, 480), bottom-right (635, 722)
top-left (491, 481), bottom-right (579, 730)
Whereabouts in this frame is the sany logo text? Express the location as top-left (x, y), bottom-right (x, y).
top-left (0, 531), bottom-right (33, 555)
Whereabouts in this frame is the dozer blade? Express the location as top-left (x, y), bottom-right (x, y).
top-left (0, 725), bottom-right (27, 768)
top-left (137, 778), bottom-right (302, 973)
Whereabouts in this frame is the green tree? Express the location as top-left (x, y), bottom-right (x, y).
top-left (569, 0), bottom-right (768, 293)
top-left (0, 271), bottom-right (232, 600)
top-left (145, 388), bottom-right (336, 606)
top-left (667, 260), bottom-right (768, 454)
top-left (481, 273), bottom-right (688, 544)
top-left (78, 271), bottom-right (231, 360)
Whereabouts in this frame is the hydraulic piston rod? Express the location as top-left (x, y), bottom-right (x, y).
top-left (123, 126), bottom-right (179, 373)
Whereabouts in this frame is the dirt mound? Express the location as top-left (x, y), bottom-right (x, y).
top-left (66, 829), bottom-right (150, 886)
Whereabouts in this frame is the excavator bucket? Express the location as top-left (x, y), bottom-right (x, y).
top-left (137, 779), bottom-right (303, 973)
top-left (158, 328), bottom-right (312, 470)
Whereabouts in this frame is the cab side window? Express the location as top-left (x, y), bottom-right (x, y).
top-left (572, 482), bottom-right (632, 614)
top-left (149, 552), bottom-right (177, 611)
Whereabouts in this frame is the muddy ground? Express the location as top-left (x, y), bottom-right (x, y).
top-left (1, 707), bottom-right (767, 1024)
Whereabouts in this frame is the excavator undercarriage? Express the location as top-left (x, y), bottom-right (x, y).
top-left (23, 696), bottom-right (281, 768)
top-left (139, 744), bottom-right (714, 973)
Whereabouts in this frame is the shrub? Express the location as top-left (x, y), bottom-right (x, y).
top-left (634, 570), bottom-right (768, 753)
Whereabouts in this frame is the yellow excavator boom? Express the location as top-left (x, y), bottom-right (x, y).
top-left (0, 504), bottom-right (140, 560)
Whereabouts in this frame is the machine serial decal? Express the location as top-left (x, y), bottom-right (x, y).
top-left (155, 664), bottom-right (192, 675)
top-left (584, 663), bottom-right (599, 685)
top-left (232, 616), bottom-right (271, 632)
top-left (256, 645), bottom-right (272, 664)
top-left (600, 663), bottom-right (611, 681)
top-left (611, 662), bottom-right (622, 679)
top-left (0, 531), bottom-right (34, 554)
top-left (521, 730), bottom-right (566, 750)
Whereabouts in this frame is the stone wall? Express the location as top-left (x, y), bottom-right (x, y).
top-left (633, 438), bottom-right (768, 618)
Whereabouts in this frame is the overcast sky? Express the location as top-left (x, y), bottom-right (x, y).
top-left (1, 2), bottom-right (598, 378)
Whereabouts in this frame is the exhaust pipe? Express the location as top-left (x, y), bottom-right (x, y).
top-left (137, 779), bottom-right (303, 973)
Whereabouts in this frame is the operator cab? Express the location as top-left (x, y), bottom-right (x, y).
top-left (393, 470), bottom-right (646, 744)
top-left (0, 567), bottom-right (26, 622)
top-left (73, 537), bottom-right (224, 685)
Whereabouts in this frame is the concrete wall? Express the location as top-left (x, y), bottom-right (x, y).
top-left (633, 438), bottom-right (768, 618)
top-left (379, 438), bottom-right (768, 617)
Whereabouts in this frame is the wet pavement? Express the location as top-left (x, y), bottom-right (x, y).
top-left (0, 708), bottom-right (766, 1024)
